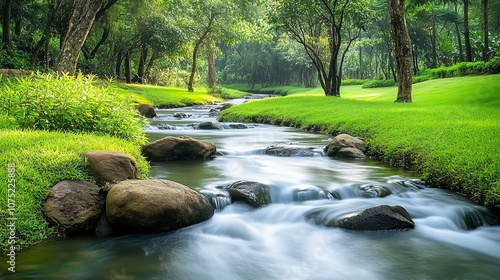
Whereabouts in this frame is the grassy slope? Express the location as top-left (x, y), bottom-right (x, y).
top-left (111, 83), bottom-right (247, 108)
top-left (0, 130), bottom-right (149, 252)
top-left (220, 75), bottom-right (500, 211)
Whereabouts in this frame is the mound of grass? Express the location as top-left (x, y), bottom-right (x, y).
top-left (219, 74), bottom-right (500, 211)
top-left (362, 79), bottom-right (397, 88)
top-left (341, 79), bottom-right (366, 86)
top-left (0, 130), bottom-right (149, 253)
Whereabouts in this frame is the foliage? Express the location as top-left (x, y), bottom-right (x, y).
top-left (424, 59), bottom-right (500, 78)
top-left (412, 75), bottom-right (432, 84)
top-left (0, 129), bottom-right (150, 253)
top-left (0, 73), bottom-right (147, 143)
top-left (219, 74), bottom-right (500, 211)
top-left (361, 79), bottom-right (397, 88)
top-left (341, 79), bottom-right (367, 86)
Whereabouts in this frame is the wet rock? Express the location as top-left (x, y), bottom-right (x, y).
top-left (228, 123), bottom-right (248, 129)
top-left (325, 134), bottom-right (367, 158)
top-left (173, 112), bottom-right (190, 119)
top-left (220, 103), bottom-right (233, 111)
top-left (338, 205), bottom-right (415, 231)
top-left (137, 104), bottom-right (156, 118)
top-left (199, 122), bottom-right (218, 129)
top-left (229, 181), bottom-right (271, 207)
top-left (80, 151), bottom-right (140, 187)
top-left (359, 185), bottom-right (392, 198)
top-left (45, 180), bottom-right (105, 235)
top-left (200, 190), bottom-right (232, 211)
top-left (141, 135), bottom-right (216, 161)
top-left (265, 145), bottom-right (314, 157)
top-left (106, 179), bottom-right (214, 233)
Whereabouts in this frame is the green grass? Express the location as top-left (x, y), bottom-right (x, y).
top-left (0, 129), bottom-right (149, 253)
top-left (111, 83), bottom-right (247, 108)
top-left (219, 74), bottom-right (500, 211)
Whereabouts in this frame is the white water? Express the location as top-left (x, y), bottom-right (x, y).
top-left (4, 97), bottom-right (500, 280)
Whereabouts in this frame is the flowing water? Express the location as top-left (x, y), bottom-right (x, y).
top-left (3, 95), bottom-right (500, 280)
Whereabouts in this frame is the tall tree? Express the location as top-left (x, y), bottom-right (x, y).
top-left (463, 0), bottom-right (472, 62)
top-left (269, 0), bottom-right (370, 97)
top-left (2, 0), bottom-right (12, 48)
top-left (387, 0), bottom-right (413, 102)
top-left (483, 0), bottom-right (489, 62)
top-left (54, 0), bottom-right (112, 75)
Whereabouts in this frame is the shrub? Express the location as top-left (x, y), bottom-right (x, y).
top-left (341, 79), bottom-right (366, 86)
top-left (0, 73), bottom-right (147, 143)
top-left (412, 75), bottom-right (432, 84)
top-left (362, 79), bottom-right (397, 88)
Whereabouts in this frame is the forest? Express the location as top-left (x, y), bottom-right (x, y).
top-left (1, 0), bottom-right (499, 90)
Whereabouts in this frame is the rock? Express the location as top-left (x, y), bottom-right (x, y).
top-left (199, 122), bottom-right (218, 129)
top-left (94, 213), bottom-right (115, 237)
top-left (137, 104), bottom-right (156, 118)
top-left (265, 145), bottom-right (314, 157)
top-left (173, 112), bottom-right (190, 119)
top-left (228, 123), bottom-right (248, 129)
top-left (106, 179), bottom-right (214, 233)
top-left (359, 185), bottom-right (392, 198)
top-left (45, 180), bottom-right (105, 235)
top-left (229, 181), bottom-right (271, 207)
top-left (325, 134), bottom-right (367, 158)
top-left (338, 205), bottom-right (415, 231)
top-left (141, 136), bottom-right (217, 161)
top-left (80, 151), bottom-right (140, 187)
top-left (220, 103), bottom-right (233, 111)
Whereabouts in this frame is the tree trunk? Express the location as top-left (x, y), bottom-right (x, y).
top-left (14, 18), bottom-right (21, 36)
top-left (464, 0), bottom-right (472, 62)
top-left (431, 8), bottom-right (438, 68)
top-left (454, 3), bottom-right (464, 62)
top-left (54, 0), bottom-right (109, 75)
top-left (206, 41), bottom-right (216, 88)
top-left (2, 0), bottom-right (12, 48)
top-left (125, 50), bottom-right (131, 84)
top-left (387, 0), bottom-right (413, 103)
top-left (31, 0), bottom-right (63, 66)
top-left (145, 51), bottom-right (160, 78)
top-left (358, 45), bottom-right (363, 79)
top-left (137, 44), bottom-right (147, 84)
top-left (115, 51), bottom-right (122, 78)
top-left (483, 0), bottom-right (489, 62)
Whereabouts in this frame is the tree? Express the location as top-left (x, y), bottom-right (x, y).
top-left (2, 0), bottom-right (12, 48)
top-left (269, 0), bottom-right (370, 97)
top-left (483, 0), bottom-right (489, 62)
top-left (463, 0), bottom-right (472, 62)
top-left (387, 0), bottom-right (413, 102)
top-left (54, 0), bottom-right (112, 75)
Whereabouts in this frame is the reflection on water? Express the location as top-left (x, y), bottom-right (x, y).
top-left (2, 99), bottom-right (500, 280)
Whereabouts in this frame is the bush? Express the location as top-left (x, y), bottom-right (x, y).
top-left (0, 73), bottom-right (146, 143)
top-left (362, 79), bottom-right (397, 88)
top-left (341, 79), bottom-right (366, 86)
top-left (428, 59), bottom-right (500, 79)
top-left (412, 75), bottom-right (432, 84)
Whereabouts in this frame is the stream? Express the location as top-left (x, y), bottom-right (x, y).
top-left (3, 95), bottom-right (500, 280)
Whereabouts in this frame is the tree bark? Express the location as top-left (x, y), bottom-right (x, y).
top-left (464, 0), bottom-right (472, 62)
top-left (2, 0), bottom-right (12, 48)
top-left (115, 51), bottom-right (123, 78)
top-left (454, 3), bottom-right (464, 62)
top-left (387, 0), bottom-right (413, 103)
top-left (483, 0), bottom-right (489, 62)
top-left (54, 0), bottom-right (109, 75)
top-left (137, 44), bottom-right (148, 84)
top-left (31, 0), bottom-right (63, 65)
top-left (188, 15), bottom-right (215, 92)
top-left (431, 8), bottom-right (437, 68)
top-left (125, 50), bottom-right (131, 83)
top-left (206, 40), bottom-right (216, 88)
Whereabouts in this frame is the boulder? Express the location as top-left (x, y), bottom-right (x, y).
top-left (45, 180), bottom-right (105, 235)
top-left (325, 134), bottom-right (367, 158)
top-left (338, 205), bottom-right (415, 231)
top-left (229, 181), bottom-right (271, 207)
top-left (80, 151), bottom-right (140, 187)
top-left (141, 136), bottom-right (216, 161)
top-left (199, 122), bottom-right (218, 129)
top-left (265, 145), bottom-right (314, 157)
top-left (359, 185), bottom-right (392, 198)
top-left (220, 103), bottom-right (233, 111)
top-left (228, 123), bottom-right (248, 129)
top-left (106, 179), bottom-right (214, 233)
top-left (137, 104), bottom-right (156, 118)
top-left (173, 112), bottom-right (190, 119)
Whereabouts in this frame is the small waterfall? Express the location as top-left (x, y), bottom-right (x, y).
top-left (200, 190), bottom-right (232, 212)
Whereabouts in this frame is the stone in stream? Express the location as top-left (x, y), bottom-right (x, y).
top-left (338, 205), bottom-right (415, 231)
top-left (220, 103), bottom-right (233, 111)
top-left (359, 185), bottom-right (392, 198)
top-left (80, 151), bottom-right (140, 187)
top-left (199, 122), bottom-right (218, 129)
top-left (141, 135), bottom-right (216, 161)
top-left (45, 180), bottom-right (105, 235)
top-left (173, 112), bottom-right (190, 119)
top-left (137, 104), bottom-right (156, 118)
top-left (106, 179), bottom-right (214, 233)
top-left (325, 134), bottom-right (367, 158)
top-left (265, 145), bottom-right (315, 157)
top-left (228, 180), bottom-right (271, 207)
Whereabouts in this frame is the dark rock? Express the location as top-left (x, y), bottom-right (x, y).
top-left (338, 205), bottom-right (415, 231)
top-left (229, 181), bottom-right (271, 207)
top-left (80, 151), bottom-right (140, 187)
top-left (228, 123), bottom-right (247, 129)
top-left (325, 134), bottom-right (367, 158)
top-left (173, 112), bottom-right (190, 119)
top-left (199, 122), bottom-right (218, 129)
top-left (137, 104), bottom-right (156, 118)
top-left (45, 180), bottom-right (105, 235)
top-left (141, 135), bottom-right (216, 161)
top-left (94, 213), bottom-right (115, 237)
top-left (265, 145), bottom-right (314, 157)
top-left (359, 185), bottom-right (392, 198)
top-left (220, 103), bottom-right (233, 111)
top-left (106, 179), bottom-right (214, 233)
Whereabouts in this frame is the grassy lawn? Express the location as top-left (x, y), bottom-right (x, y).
top-left (220, 74), bottom-right (500, 211)
top-left (111, 83), bottom-right (248, 108)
